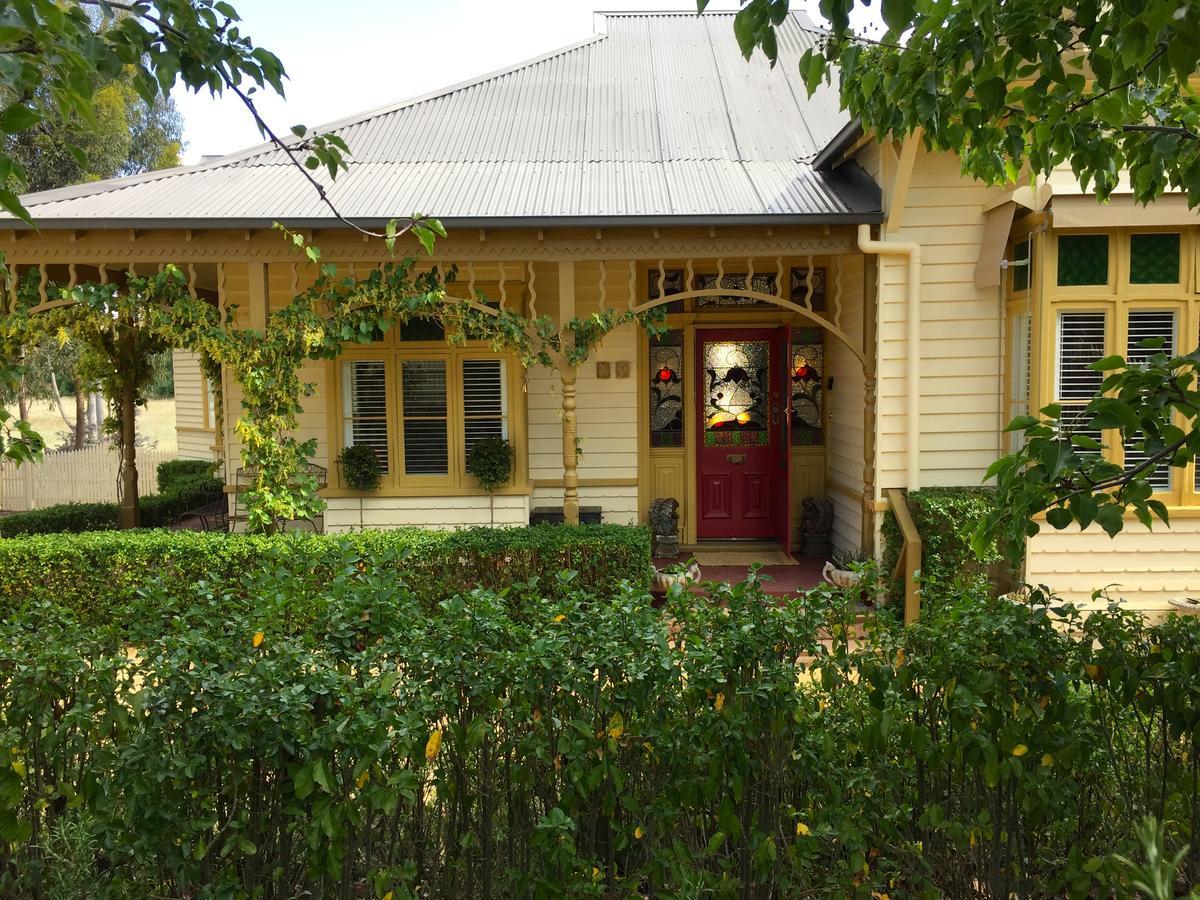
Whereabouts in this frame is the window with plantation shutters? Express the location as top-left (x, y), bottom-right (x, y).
top-left (1054, 312), bottom-right (1106, 456)
top-left (400, 360), bottom-right (448, 476)
top-left (462, 359), bottom-right (507, 456)
top-left (341, 360), bottom-right (390, 473)
top-left (1123, 311), bottom-right (1177, 491)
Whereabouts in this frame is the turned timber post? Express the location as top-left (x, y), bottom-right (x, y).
top-left (557, 261), bottom-right (580, 526)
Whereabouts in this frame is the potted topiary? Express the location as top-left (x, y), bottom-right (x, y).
top-left (466, 435), bottom-right (514, 525)
top-left (338, 444), bottom-right (382, 531)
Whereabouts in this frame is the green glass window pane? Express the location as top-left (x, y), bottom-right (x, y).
top-left (1057, 234), bottom-right (1108, 286)
top-left (400, 318), bottom-right (446, 341)
top-left (1012, 239), bottom-right (1030, 293)
top-left (1129, 233), bottom-right (1180, 284)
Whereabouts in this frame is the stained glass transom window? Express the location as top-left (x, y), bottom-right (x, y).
top-left (789, 267), bottom-right (827, 311)
top-left (649, 330), bottom-right (683, 448)
top-left (790, 327), bottom-right (823, 446)
top-left (1129, 233), bottom-right (1180, 284)
top-left (695, 273), bottom-right (778, 309)
top-left (1057, 234), bottom-right (1109, 286)
top-left (702, 339), bottom-right (769, 446)
top-left (647, 268), bottom-right (685, 313)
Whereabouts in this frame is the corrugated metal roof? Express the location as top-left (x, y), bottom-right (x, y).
top-left (14, 11), bottom-right (881, 228)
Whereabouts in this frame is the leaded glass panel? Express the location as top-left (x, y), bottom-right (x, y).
top-left (702, 339), bottom-right (769, 446)
top-left (647, 268), bottom-right (685, 313)
top-left (790, 327), bottom-right (823, 446)
top-left (1129, 233), bottom-right (1180, 284)
top-left (649, 329), bottom-right (683, 448)
top-left (695, 273), bottom-right (778, 308)
top-left (1057, 234), bottom-right (1109, 286)
top-left (789, 267), bottom-right (827, 311)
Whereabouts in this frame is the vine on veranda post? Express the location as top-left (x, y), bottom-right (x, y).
top-left (2, 235), bottom-right (664, 532)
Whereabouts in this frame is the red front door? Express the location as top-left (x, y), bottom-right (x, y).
top-left (696, 328), bottom-right (787, 540)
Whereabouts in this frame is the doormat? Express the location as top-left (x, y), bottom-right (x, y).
top-left (690, 549), bottom-right (797, 567)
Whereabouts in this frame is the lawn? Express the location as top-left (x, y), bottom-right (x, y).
top-left (7, 397), bottom-right (178, 453)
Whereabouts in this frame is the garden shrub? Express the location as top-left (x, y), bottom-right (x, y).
top-left (0, 524), bottom-right (651, 629)
top-left (0, 569), bottom-right (1196, 898)
top-left (0, 501), bottom-right (119, 537)
top-left (0, 460), bottom-right (222, 536)
top-left (154, 458), bottom-right (220, 493)
top-left (881, 486), bottom-right (1021, 602)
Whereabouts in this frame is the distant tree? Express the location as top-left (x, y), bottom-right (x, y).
top-left (5, 77), bottom-right (182, 193)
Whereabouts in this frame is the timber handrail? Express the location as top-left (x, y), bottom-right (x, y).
top-left (885, 488), bottom-right (922, 623)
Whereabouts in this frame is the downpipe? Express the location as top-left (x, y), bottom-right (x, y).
top-left (857, 223), bottom-right (922, 490)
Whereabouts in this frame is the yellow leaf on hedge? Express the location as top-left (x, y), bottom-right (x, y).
top-left (553, 614), bottom-right (566, 623)
top-left (382, 892), bottom-right (393, 900)
top-left (607, 712), bottom-right (624, 740)
top-left (11, 759), bottom-right (25, 778)
top-left (425, 729), bottom-right (443, 761)
top-left (715, 692), bottom-right (725, 713)
top-left (1012, 744), bottom-right (1028, 757)
top-left (1085, 663), bottom-right (1101, 680)
top-left (1041, 753), bottom-right (1054, 767)
top-left (795, 821), bottom-right (811, 836)
top-left (634, 826), bottom-right (644, 839)
top-left (252, 631), bottom-right (265, 648)
top-left (356, 770), bottom-right (370, 789)
top-left (893, 649), bottom-right (905, 667)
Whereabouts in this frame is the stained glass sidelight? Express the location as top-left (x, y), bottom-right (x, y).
top-left (647, 268), bottom-right (685, 313)
top-left (790, 328), bottom-right (823, 445)
top-left (1057, 234), bottom-right (1109, 286)
top-left (695, 273), bottom-right (778, 308)
top-left (702, 339), bottom-right (769, 446)
top-left (788, 267), bottom-right (828, 311)
top-left (1129, 233), bottom-right (1181, 284)
top-left (649, 330), bottom-right (684, 447)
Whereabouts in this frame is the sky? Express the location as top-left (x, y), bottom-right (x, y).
top-left (171, 0), bottom-right (856, 163)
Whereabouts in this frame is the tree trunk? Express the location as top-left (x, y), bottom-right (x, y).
top-left (88, 392), bottom-right (104, 442)
top-left (73, 388), bottom-right (86, 449)
top-left (50, 373), bottom-right (73, 432)
top-left (116, 333), bottom-right (140, 529)
top-left (17, 380), bottom-right (28, 424)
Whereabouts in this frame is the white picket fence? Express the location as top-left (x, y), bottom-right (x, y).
top-left (0, 446), bottom-right (176, 511)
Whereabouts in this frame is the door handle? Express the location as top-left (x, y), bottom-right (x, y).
top-left (726, 453), bottom-right (746, 464)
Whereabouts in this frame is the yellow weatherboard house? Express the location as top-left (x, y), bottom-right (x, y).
top-left (3, 11), bottom-right (1198, 614)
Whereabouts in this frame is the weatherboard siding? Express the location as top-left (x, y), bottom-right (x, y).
top-left (1025, 521), bottom-right (1200, 616)
top-left (874, 150), bottom-right (1009, 491)
top-left (824, 253), bottom-right (867, 554)
top-left (172, 349), bottom-right (215, 460)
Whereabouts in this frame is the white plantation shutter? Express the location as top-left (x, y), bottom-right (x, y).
top-left (1124, 311), bottom-right (1178, 491)
top-left (401, 359), bottom-right (448, 475)
top-left (342, 360), bottom-right (390, 473)
top-left (1055, 312), bottom-right (1106, 457)
top-left (1055, 312), bottom-right (1106, 401)
top-left (462, 359), bottom-right (508, 456)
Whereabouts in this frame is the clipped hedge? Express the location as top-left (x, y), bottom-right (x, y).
top-left (1, 569), bottom-right (1197, 897)
top-left (881, 486), bottom-right (1020, 601)
top-left (0, 458), bottom-right (222, 536)
top-left (0, 524), bottom-right (651, 629)
top-left (0, 502), bottom-right (118, 537)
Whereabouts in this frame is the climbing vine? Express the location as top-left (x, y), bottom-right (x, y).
top-left (1, 234), bottom-right (665, 532)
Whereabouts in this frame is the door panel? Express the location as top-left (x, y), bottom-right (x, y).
top-left (695, 328), bottom-right (787, 540)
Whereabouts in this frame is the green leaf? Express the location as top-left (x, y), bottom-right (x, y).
top-left (1046, 507), bottom-right (1073, 530)
top-left (0, 104), bottom-right (40, 133)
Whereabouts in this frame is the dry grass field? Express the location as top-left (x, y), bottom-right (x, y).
top-left (8, 397), bottom-right (178, 453)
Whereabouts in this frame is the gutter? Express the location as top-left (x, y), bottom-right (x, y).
top-left (857, 223), bottom-right (922, 490)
